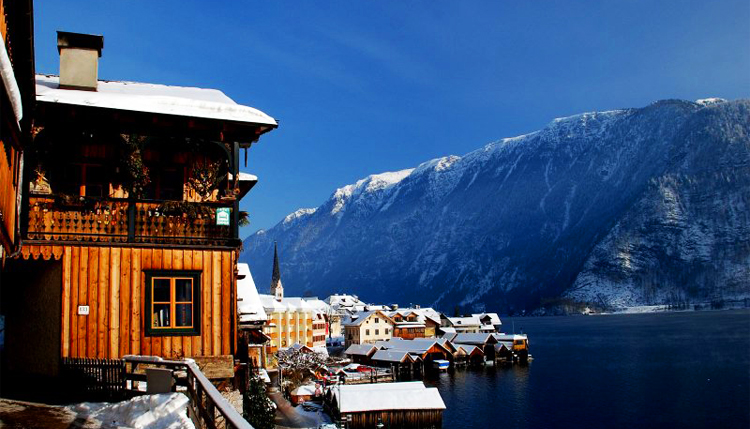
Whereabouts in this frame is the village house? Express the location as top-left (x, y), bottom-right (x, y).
top-left (472, 312), bottom-right (503, 332)
top-left (388, 308), bottom-right (442, 339)
top-left (389, 310), bottom-right (426, 339)
top-left (343, 310), bottom-right (395, 348)
top-left (0, 30), bottom-right (277, 393)
top-left (440, 315), bottom-right (483, 333)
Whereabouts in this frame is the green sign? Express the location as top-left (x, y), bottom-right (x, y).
top-left (216, 208), bottom-right (231, 226)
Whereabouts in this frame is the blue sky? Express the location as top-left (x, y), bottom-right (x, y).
top-left (33, 0), bottom-right (750, 237)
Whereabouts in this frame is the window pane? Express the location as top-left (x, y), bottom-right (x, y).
top-left (176, 304), bottom-right (192, 327)
top-left (161, 167), bottom-right (184, 200)
top-left (175, 279), bottom-right (192, 302)
top-left (153, 304), bottom-right (171, 327)
top-left (153, 279), bottom-right (171, 302)
top-left (85, 165), bottom-right (106, 197)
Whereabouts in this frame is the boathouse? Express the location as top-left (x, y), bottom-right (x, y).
top-left (344, 344), bottom-right (378, 365)
top-left (444, 333), bottom-right (498, 361)
top-left (493, 333), bottom-right (530, 360)
top-left (370, 349), bottom-right (423, 375)
top-left (453, 344), bottom-right (485, 366)
top-left (327, 381), bottom-right (445, 429)
top-left (376, 338), bottom-right (454, 367)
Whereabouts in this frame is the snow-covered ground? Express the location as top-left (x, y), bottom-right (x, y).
top-left (65, 393), bottom-right (194, 429)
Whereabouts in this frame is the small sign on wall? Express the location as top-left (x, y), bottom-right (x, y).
top-left (216, 208), bottom-right (230, 226)
top-left (78, 305), bottom-right (90, 315)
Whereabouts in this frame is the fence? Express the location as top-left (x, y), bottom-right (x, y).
top-left (61, 355), bottom-right (254, 429)
top-left (61, 357), bottom-right (126, 402)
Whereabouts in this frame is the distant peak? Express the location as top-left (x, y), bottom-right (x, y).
top-left (550, 109), bottom-right (626, 127)
top-left (413, 155), bottom-right (461, 175)
top-left (331, 168), bottom-right (414, 215)
top-left (283, 208), bottom-right (317, 225)
top-left (695, 98), bottom-right (727, 106)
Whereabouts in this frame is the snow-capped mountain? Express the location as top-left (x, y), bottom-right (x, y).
top-left (242, 99), bottom-right (750, 312)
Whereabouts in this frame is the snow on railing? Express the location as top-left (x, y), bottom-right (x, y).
top-left (123, 355), bottom-right (254, 429)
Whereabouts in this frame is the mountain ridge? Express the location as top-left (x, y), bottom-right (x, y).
top-left (242, 98), bottom-right (750, 312)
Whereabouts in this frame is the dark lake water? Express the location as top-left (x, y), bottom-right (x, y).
top-left (423, 310), bottom-right (750, 429)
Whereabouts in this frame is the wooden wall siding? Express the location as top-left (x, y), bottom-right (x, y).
top-left (25, 244), bottom-right (237, 359)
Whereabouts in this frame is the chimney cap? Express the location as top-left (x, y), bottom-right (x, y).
top-left (57, 31), bottom-right (104, 57)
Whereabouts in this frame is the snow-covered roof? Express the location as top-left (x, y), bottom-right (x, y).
top-left (471, 313), bottom-right (502, 326)
top-left (35, 74), bottom-right (277, 127)
top-left (236, 263), bottom-right (267, 323)
top-left (302, 298), bottom-right (330, 313)
top-left (447, 316), bottom-right (482, 327)
top-left (333, 382), bottom-right (445, 413)
top-left (343, 310), bottom-right (392, 327)
top-left (344, 344), bottom-right (377, 356)
top-left (495, 342), bottom-right (512, 351)
top-left (0, 40), bottom-right (22, 124)
top-left (451, 333), bottom-right (497, 346)
top-left (394, 322), bottom-right (425, 328)
top-left (371, 350), bottom-right (417, 363)
top-left (375, 338), bottom-right (449, 355)
top-left (259, 295), bottom-right (320, 314)
top-left (291, 383), bottom-right (318, 396)
top-left (325, 294), bottom-right (365, 306)
top-left (454, 344), bottom-right (484, 356)
top-left (492, 333), bottom-right (528, 341)
top-left (228, 172), bottom-right (258, 182)
top-left (289, 343), bottom-right (314, 353)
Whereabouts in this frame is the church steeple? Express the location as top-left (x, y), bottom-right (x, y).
top-left (270, 242), bottom-right (283, 301)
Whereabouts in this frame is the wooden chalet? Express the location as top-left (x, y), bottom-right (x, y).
top-left (1, 31), bottom-right (277, 390)
top-left (390, 311), bottom-right (426, 340)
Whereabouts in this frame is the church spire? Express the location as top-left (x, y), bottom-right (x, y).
top-left (270, 242), bottom-right (283, 301)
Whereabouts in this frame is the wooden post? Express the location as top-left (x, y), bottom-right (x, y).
top-left (231, 141), bottom-right (240, 241)
top-left (127, 200), bottom-right (135, 242)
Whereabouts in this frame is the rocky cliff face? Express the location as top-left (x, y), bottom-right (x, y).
top-left (242, 99), bottom-right (750, 312)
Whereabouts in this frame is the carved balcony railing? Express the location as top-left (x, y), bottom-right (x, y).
top-left (26, 196), bottom-right (235, 247)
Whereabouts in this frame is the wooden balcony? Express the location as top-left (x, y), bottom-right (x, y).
top-left (26, 196), bottom-right (236, 247)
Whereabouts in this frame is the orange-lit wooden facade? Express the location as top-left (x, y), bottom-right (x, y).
top-left (21, 244), bottom-right (236, 359)
top-left (8, 32), bottom-right (276, 365)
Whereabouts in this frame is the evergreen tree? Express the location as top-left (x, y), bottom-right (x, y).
top-left (243, 373), bottom-right (275, 429)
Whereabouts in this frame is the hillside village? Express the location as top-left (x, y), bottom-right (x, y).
top-left (236, 246), bottom-right (530, 428)
top-left (0, 5), bottom-right (526, 428)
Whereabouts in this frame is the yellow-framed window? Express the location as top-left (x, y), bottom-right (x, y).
top-left (145, 270), bottom-right (201, 336)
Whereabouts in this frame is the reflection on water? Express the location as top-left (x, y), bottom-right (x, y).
top-left (423, 310), bottom-right (750, 429)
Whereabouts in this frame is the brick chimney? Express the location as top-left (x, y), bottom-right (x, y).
top-left (57, 31), bottom-right (104, 91)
